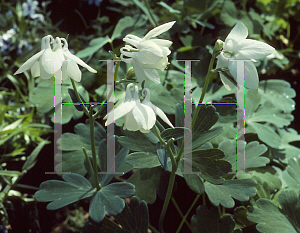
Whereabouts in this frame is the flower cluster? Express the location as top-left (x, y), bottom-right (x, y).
top-left (14, 35), bottom-right (97, 83)
top-left (105, 83), bottom-right (174, 133)
top-left (120, 21), bottom-right (175, 85)
top-left (216, 21), bottom-right (275, 90)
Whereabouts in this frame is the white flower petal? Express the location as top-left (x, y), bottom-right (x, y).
top-left (120, 46), bottom-right (136, 59)
top-left (132, 102), bottom-right (156, 129)
top-left (41, 48), bottom-right (63, 74)
top-left (144, 69), bottom-right (160, 83)
top-left (217, 57), bottom-right (235, 91)
top-left (31, 61), bottom-right (40, 77)
top-left (39, 61), bottom-right (53, 80)
top-left (143, 21), bottom-right (175, 40)
top-left (139, 127), bottom-right (150, 133)
top-left (219, 73), bottom-right (236, 91)
top-left (14, 50), bottom-right (44, 75)
top-left (62, 49), bottom-right (97, 73)
top-left (226, 21), bottom-right (248, 42)
top-left (67, 60), bottom-right (82, 82)
top-left (123, 34), bottom-right (142, 47)
top-left (61, 62), bottom-right (68, 80)
top-left (152, 104), bottom-right (174, 128)
top-left (132, 62), bottom-right (147, 83)
top-left (123, 37), bottom-right (141, 48)
top-left (244, 62), bottom-right (259, 90)
top-left (138, 41), bottom-right (163, 64)
top-left (216, 53), bottom-right (229, 69)
top-left (142, 88), bottom-right (173, 128)
top-left (235, 39), bottom-right (275, 59)
top-left (123, 111), bottom-right (141, 131)
top-left (106, 101), bottom-right (136, 126)
top-left (148, 39), bottom-right (173, 48)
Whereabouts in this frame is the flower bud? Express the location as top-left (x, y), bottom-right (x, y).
top-left (126, 67), bottom-right (136, 80)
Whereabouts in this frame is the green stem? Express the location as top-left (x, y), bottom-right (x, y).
top-left (192, 55), bottom-right (215, 127)
top-left (114, 57), bottom-right (121, 82)
top-left (89, 105), bottom-right (101, 191)
top-left (82, 147), bottom-right (97, 187)
top-left (177, 140), bottom-right (184, 162)
top-left (153, 125), bottom-right (176, 167)
top-left (149, 224), bottom-right (160, 233)
top-left (70, 79), bottom-right (89, 116)
top-left (172, 197), bottom-right (195, 233)
top-left (218, 205), bottom-right (222, 217)
top-left (202, 192), bottom-right (206, 206)
top-left (159, 164), bottom-right (177, 233)
top-left (143, 0), bottom-right (157, 27)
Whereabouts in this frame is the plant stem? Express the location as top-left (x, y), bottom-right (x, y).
top-left (70, 79), bottom-right (89, 116)
top-left (153, 125), bottom-right (180, 232)
top-left (149, 224), bottom-right (160, 233)
top-left (153, 125), bottom-right (176, 166)
top-left (143, 0), bottom-right (157, 27)
top-left (159, 163), bottom-right (177, 233)
top-left (172, 197), bottom-right (195, 233)
top-left (218, 205), bottom-right (222, 217)
top-left (176, 194), bottom-right (200, 233)
top-left (82, 147), bottom-right (97, 187)
top-left (114, 60), bottom-right (120, 82)
top-left (202, 192), bottom-right (206, 206)
top-left (191, 55), bottom-right (215, 127)
top-left (89, 105), bottom-right (101, 191)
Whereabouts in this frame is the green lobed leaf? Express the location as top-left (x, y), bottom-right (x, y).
top-left (191, 205), bottom-right (235, 233)
top-left (160, 127), bottom-right (185, 141)
top-left (113, 196), bottom-right (149, 232)
top-left (126, 152), bottom-right (160, 169)
top-left (57, 120), bottom-right (106, 175)
top-left (205, 179), bottom-right (257, 208)
top-left (247, 190), bottom-right (300, 233)
top-left (34, 173), bottom-right (96, 210)
top-left (219, 140), bottom-right (269, 172)
top-left (287, 157), bottom-right (300, 185)
top-left (189, 148), bottom-right (232, 184)
top-left (117, 131), bottom-right (157, 153)
top-left (127, 167), bottom-right (162, 204)
top-left (89, 182), bottom-right (135, 223)
top-left (29, 78), bottom-right (89, 124)
top-left (183, 174), bottom-right (205, 195)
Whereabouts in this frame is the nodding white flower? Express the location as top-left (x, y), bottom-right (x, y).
top-left (105, 83), bottom-right (156, 133)
top-left (14, 35), bottom-right (97, 83)
top-left (120, 21), bottom-right (175, 84)
top-left (216, 21), bottom-right (275, 90)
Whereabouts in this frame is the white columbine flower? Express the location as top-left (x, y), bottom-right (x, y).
top-left (105, 84), bottom-right (156, 133)
top-left (105, 84), bottom-right (173, 133)
top-left (14, 35), bottom-right (97, 83)
top-left (120, 21), bottom-right (175, 84)
top-left (216, 21), bottom-right (275, 90)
